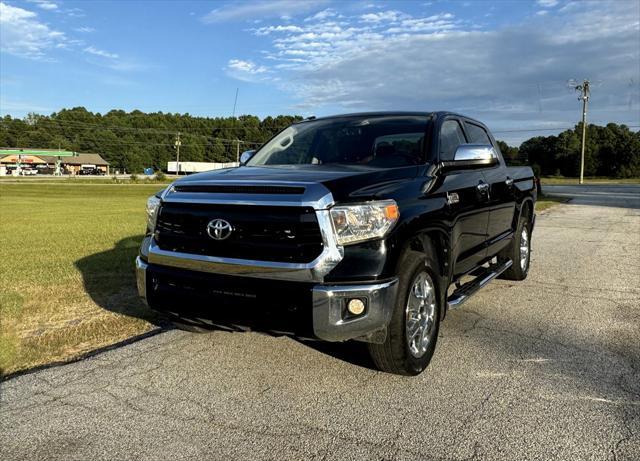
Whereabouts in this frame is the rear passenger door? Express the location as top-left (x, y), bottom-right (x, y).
top-left (463, 121), bottom-right (516, 246)
top-left (437, 118), bottom-right (491, 276)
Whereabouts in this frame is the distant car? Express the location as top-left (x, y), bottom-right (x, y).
top-left (20, 168), bottom-right (38, 176)
top-left (36, 165), bottom-right (55, 175)
top-left (78, 168), bottom-right (105, 175)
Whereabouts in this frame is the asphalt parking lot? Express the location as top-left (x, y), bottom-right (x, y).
top-left (1, 184), bottom-right (639, 460)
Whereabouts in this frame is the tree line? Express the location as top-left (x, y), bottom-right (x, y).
top-left (498, 123), bottom-right (640, 178)
top-left (0, 107), bottom-right (301, 173)
top-left (1, 107), bottom-right (638, 177)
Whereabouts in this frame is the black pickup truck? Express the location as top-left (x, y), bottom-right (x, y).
top-left (136, 112), bottom-right (536, 375)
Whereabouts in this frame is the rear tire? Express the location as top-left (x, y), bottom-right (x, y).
top-left (500, 215), bottom-right (531, 281)
top-left (368, 243), bottom-right (442, 376)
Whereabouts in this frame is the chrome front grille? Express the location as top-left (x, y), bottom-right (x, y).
top-left (155, 203), bottom-right (324, 263)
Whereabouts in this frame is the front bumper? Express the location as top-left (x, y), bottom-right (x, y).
top-left (135, 256), bottom-right (398, 343)
top-left (135, 256), bottom-right (148, 304)
top-left (312, 280), bottom-right (397, 343)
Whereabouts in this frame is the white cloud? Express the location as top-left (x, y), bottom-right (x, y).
top-left (360, 10), bottom-right (405, 23)
top-left (225, 59), bottom-right (269, 82)
top-left (63, 7), bottom-right (84, 18)
top-left (227, 0), bottom-right (640, 143)
top-left (83, 46), bottom-right (119, 59)
top-left (536, 10), bottom-right (549, 16)
top-left (28, 0), bottom-right (58, 11)
top-left (203, 0), bottom-right (328, 23)
top-left (82, 47), bottom-right (149, 72)
top-left (228, 59), bottom-right (267, 73)
top-left (387, 14), bottom-right (457, 33)
top-left (537, 0), bottom-right (559, 7)
top-left (253, 24), bottom-right (304, 35)
top-left (304, 8), bottom-right (336, 22)
top-left (0, 2), bottom-right (66, 58)
top-left (75, 26), bottom-right (95, 33)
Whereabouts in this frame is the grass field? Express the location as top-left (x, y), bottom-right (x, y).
top-left (0, 183), bottom-right (566, 376)
top-left (541, 176), bottom-right (640, 185)
top-left (535, 195), bottom-right (568, 212)
top-left (0, 183), bottom-right (166, 376)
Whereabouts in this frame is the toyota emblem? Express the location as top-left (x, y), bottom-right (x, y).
top-left (206, 219), bottom-right (233, 241)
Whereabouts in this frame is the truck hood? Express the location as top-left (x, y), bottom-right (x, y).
top-left (173, 164), bottom-right (423, 202)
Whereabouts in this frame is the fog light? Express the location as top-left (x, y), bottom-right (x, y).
top-left (347, 298), bottom-right (366, 316)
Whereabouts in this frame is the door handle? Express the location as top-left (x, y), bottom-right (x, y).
top-left (505, 177), bottom-right (514, 187)
top-left (477, 181), bottom-right (490, 193)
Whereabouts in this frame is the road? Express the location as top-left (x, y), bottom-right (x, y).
top-left (1, 184), bottom-right (639, 460)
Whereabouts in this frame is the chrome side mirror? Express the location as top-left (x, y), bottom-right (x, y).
top-left (454, 144), bottom-right (498, 162)
top-left (443, 144), bottom-right (498, 170)
top-left (240, 150), bottom-right (256, 165)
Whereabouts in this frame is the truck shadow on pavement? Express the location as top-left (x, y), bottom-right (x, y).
top-left (75, 235), bottom-right (168, 328)
top-left (75, 235), bottom-right (377, 370)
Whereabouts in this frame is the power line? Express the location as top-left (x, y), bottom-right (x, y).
top-left (495, 124), bottom-right (638, 134)
top-left (493, 127), bottom-right (575, 134)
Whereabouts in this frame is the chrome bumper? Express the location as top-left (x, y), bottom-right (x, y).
top-left (136, 255), bottom-right (398, 344)
top-left (135, 256), bottom-right (148, 304)
top-left (312, 279), bottom-right (398, 343)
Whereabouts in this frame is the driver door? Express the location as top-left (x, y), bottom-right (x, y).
top-left (437, 118), bottom-right (491, 276)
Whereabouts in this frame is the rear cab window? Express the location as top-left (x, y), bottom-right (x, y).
top-left (464, 121), bottom-right (502, 166)
top-left (464, 122), bottom-right (492, 145)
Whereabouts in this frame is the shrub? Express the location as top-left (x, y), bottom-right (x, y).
top-left (155, 171), bottom-right (166, 181)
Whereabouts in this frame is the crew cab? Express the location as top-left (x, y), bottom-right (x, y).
top-left (136, 112), bottom-right (536, 375)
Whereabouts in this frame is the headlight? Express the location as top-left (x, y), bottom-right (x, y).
top-left (330, 200), bottom-right (399, 245)
top-left (146, 195), bottom-right (161, 231)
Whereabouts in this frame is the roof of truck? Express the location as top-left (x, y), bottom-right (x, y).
top-left (297, 111), bottom-right (473, 122)
top-left (296, 111), bottom-right (490, 132)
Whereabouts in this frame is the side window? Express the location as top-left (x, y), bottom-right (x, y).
top-left (439, 120), bottom-right (466, 161)
top-left (464, 122), bottom-right (492, 145)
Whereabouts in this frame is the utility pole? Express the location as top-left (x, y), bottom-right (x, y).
top-left (232, 88), bottom-right (240, 165)
top-left (572, 80), bottom-right (590, 184)
top-left (174, 132), bottom-right (182, 175)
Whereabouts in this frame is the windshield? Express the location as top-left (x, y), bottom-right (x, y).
top-left (247, 115), bottom-right (430, 168)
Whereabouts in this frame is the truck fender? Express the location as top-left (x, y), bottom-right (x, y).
top-left (514, 197), bottom-right (535, 229)
top-left (406, 229), bottom-right (451, 320)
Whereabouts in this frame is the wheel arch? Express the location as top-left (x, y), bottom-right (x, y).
top-left (404, 228), bottom-right (451, 320)
top-left (513, 197), bottom-right (534, 231)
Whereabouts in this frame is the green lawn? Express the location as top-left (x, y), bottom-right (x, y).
top-left (541, 176), bottom-right (640, 185)
top-left (536, 195), bottom-right (567, 212)
top-left (0, 183), bottom-right (165, 376)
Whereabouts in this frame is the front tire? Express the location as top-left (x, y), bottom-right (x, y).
top-left (500, 215), bottom-right (531, 281)
top-left (368, 246), bottom-right (441, 376)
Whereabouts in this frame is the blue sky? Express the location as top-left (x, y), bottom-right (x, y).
top-left (1, 0), bottom-right (639, 144)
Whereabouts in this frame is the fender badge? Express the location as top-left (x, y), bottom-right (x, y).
top-left (447, 192), bottom-right (460, 205)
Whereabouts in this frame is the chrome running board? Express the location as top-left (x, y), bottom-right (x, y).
top-left (447, 259), bottom-right (513, 309)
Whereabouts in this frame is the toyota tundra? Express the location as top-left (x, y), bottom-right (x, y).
top-left (136, 112), bottom-right (536, 375)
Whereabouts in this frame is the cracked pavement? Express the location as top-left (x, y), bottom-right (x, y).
top-left (1, 184), bottom-right (639, 460)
